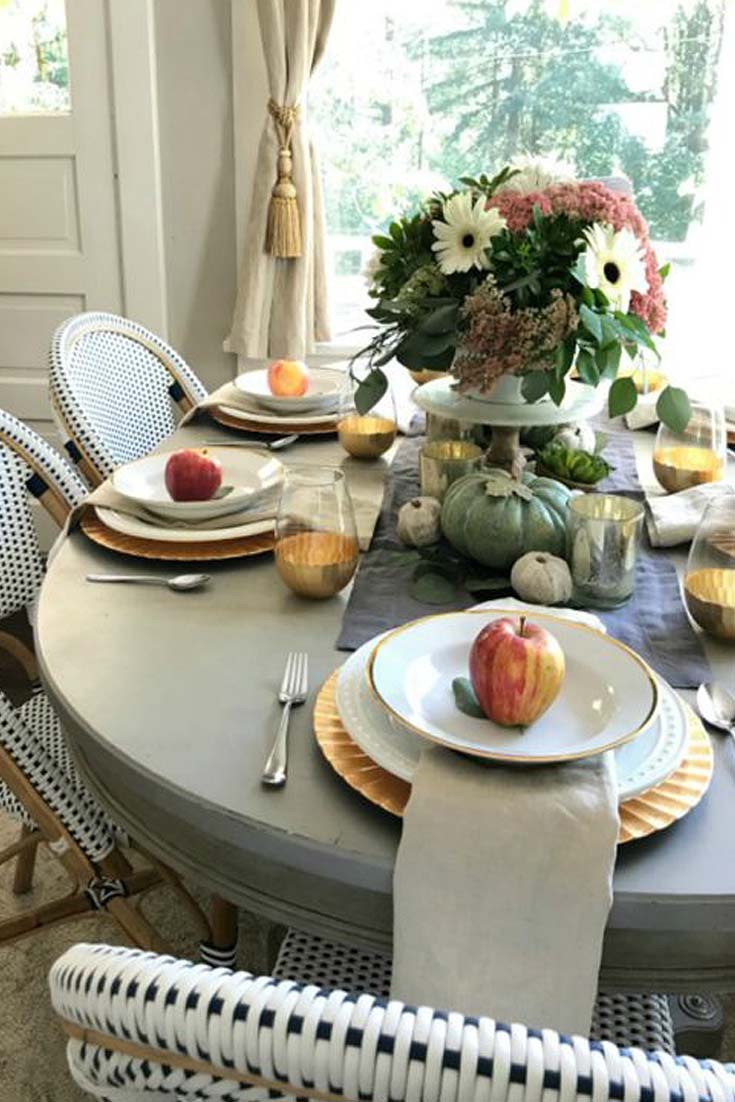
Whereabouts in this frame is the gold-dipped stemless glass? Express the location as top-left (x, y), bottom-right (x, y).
top-left (275, 467), bottom-right (359, 599)
top-left (337, 370), bottom-right (398, 460)
top-left (653, 399), bottom-right (726, 494)
top-left (684, 490), bottom-right (735, 641)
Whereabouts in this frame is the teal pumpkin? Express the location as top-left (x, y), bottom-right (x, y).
top-left (440, 468), bottom-right (573, 570)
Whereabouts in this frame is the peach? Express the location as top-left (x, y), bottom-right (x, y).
top-left (267, 358), bottom-right (310, 397)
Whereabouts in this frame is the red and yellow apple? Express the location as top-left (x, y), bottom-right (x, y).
top-left (164, 449), bottom-right (222, 502)
top-left (267, 358), bottom-right (310, 397)
top-left (469, 616), bottom-right (565, 727)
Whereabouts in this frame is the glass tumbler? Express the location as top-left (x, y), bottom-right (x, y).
top-left (275, 467), bottom-right (359, 599)
top-left (337, 370), bottom-right (397, 460)
top-left (653, 399), bottom-right (726, 494)
top-left (566, 494), bottom-right (644, 609)
top-left (684, 490), bottom-right (735, 641)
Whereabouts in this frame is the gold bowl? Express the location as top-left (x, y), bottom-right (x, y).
top-left (338, 415), bottom-right (397, 460)
top-left (684, 568), bottom-right (735, 641)
top-left (652, 446), bottom-right (725, 494)
top-left (275, 531), bottom-right (359, 599)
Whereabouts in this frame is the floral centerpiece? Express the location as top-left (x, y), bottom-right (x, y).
top-left (356, 161), bottom-right (688, 432)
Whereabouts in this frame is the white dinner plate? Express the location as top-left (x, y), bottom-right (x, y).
top-left (111, 448), bottom-right (283, 522)
top-left (336, 630), bottom-right (687, 799)
top-left (218, 402), bottom-right (341, 428)
top-left (95, 506), bottom-right (274, 544)
top-left (368, 610), bottom-right (659, 764)
top-left (235, 367), bottom-right (343, 414)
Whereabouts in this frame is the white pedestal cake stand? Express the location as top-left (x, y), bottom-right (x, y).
top-left (413, 376), bottom-right (605, 475)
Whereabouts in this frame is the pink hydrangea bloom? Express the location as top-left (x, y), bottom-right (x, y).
top-left (486, 180), bottom-right (666, 333)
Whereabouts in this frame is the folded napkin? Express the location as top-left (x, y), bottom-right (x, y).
top-left (646, 481), bottom-right (735, 547)
top-left (391, 602), bottom-right (619, 1034)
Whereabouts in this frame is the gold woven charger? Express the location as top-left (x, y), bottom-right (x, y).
top-left (314, 671), bottom-right (713, 845)
top-left (80, 511), bottom-right (275, 562)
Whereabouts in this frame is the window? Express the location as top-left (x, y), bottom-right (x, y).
top-left (0, 0), bottom-right (70, 115)
top-left (311, 0), bottom-right (732, 378)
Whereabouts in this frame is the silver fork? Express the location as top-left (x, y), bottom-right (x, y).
top-left (261, 652), bottom-right (308, 787)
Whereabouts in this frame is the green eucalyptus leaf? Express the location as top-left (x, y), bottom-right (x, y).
top-left (576, 348), bottom-right (599, 386)
top-left (656, 386), bottom-right (692, 433)
top-left (548, 374), bottom-right (566, 406)
top-left (451, 677), bottom-right (486, 719)
top-left (579, 304), bottom-right (603, 345)
top-left (608, 375), bottom-right (638, 419)
top-left (354, 368), bottom-right (388, 415)
top-left (371, 235), bottom-right (393, 250)
top-left (521, 371), bottom-right (550, 403)
top-left (411, 571), bottom-right (457, 605)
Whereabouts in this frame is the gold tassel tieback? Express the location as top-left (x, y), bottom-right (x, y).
top-left (266, 98), bottom-right (302, 258)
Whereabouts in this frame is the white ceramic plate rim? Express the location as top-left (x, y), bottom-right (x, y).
top-left (218, 402), bottom-right (341, 428)
top-left (335, 632), bottom-right (687, 799)
top-left (368, 609), bottom-right (659, 763)
top-left (235, 367), bottom-right (343, 413)
top-left (95, 506), bottom-right (274, 544)
top-left (110, 449), bottom-right (282, 520)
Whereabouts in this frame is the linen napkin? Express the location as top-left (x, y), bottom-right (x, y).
top-left (391, 602), bottom-right (619, 1035)
top-left (645, 481), bottom-right (735, 547)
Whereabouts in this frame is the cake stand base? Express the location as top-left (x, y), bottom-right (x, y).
top-left (412, 376), bottom-right (606, 476)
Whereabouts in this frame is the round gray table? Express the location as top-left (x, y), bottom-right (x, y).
top-left (37, 420), bottom-right (735, 993)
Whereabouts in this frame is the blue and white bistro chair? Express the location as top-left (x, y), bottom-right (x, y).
top-left (49, 311), bottom-right (208, 487)
top-left (50, 936), bottom-right (732, 1101)
top-left (0, 408), bottom-right (220, 958)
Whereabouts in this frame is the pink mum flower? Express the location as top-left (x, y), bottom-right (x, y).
top-left (486, 179), bottom-right (666, 334)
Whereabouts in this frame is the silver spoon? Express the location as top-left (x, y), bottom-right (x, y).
top-left (86, 573), bottom-right (210, 592)
top-left (696, 681), bottom-right (735, 738)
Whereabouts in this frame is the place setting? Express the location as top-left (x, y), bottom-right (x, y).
top-left (191, 359), bottom-right (346, 438)
top-left (71, 444), bottom-right (284, 562)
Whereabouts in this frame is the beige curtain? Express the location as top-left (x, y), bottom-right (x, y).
top-left (224, 0), bottom-right (335, 359)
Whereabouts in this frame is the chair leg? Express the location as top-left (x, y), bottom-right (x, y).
top-left (200, 896), bottom-right (238, 969)
top-left (12, 824), bottom-right (39, 895)
top-left (0, 630), bottom-right (38, 683)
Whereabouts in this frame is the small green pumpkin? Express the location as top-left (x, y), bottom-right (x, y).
top-left (440, 468), bottom-right (573, 570)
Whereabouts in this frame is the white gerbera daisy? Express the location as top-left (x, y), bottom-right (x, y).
top-left (362, 248), bottom-right (383, 287)
top-left (431, 192), bottom-right (506, 274)
top-left (579, 223), bottom-right (648, 312)
top-left (501, 154), bottom-right (574, 195)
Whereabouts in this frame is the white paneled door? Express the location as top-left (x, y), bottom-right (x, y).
top-left (0, 0), bottom-right (122, 439)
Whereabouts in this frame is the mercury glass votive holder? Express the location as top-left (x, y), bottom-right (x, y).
top-left (419, 439), bottom-right (484, 501)
top-left (653, 399), bottom-right (726, 494)
top-left (566, 494), bottom-right (644, 609)
top-left (275, 468), bottom-right (359, 599)
top-left (684, 492), bottom-right (735, 641)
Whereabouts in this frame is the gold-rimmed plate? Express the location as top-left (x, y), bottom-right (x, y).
top-left (80, 511), bottom-right (275, 561)
top-left (367, 610), bottom-right (659, 765)
top-left (314, 671), bottom-right (713, 844)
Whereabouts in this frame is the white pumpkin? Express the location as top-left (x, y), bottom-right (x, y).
top-left (510, 551), bottom-right (572, 606)
top-left (552, 421), bottom-right (596, 453)
top-left (397, 496), bottom-right (442, 547)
